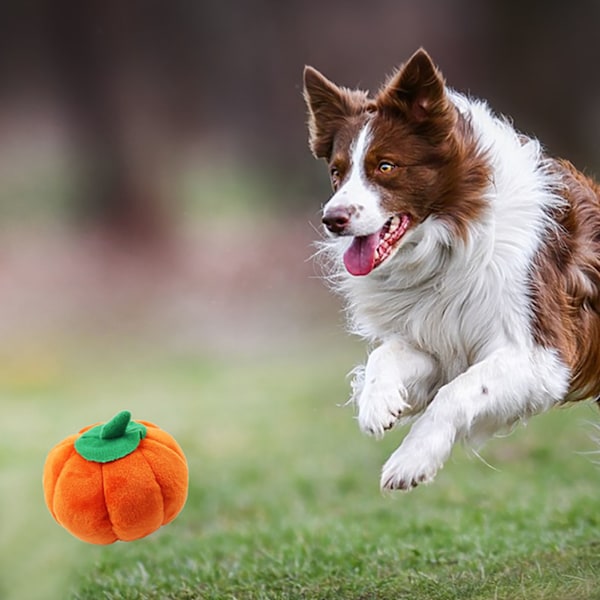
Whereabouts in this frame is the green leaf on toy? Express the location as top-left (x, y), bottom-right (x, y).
top-left (74, 411), bottom-right (147, 463)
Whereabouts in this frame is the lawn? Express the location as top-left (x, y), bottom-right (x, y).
top-left (2, 336), bottom-right (600, 600)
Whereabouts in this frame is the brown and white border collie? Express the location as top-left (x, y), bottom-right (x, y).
top-left (303, 48), bottom-right (600, 491)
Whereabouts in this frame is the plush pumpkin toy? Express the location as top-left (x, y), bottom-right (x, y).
top-left (43, 410), bottom-right (188, 544)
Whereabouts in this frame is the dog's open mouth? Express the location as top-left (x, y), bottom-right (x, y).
top-left (343, 214), bottom-right (411, 276)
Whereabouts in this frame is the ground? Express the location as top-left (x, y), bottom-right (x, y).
top-left (1, 221), bottom-right (599, 600)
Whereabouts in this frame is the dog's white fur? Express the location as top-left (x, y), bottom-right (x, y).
top-left (318, 90), bottom-right (571, 490)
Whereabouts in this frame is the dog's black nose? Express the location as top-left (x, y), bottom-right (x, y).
top-left (322, 206), bottom-right (351, 234)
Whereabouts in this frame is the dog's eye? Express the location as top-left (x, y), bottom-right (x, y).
top-left (330, 167), bottom-right (341, 188)
top-left (378, 161), bottom-right (397, 174)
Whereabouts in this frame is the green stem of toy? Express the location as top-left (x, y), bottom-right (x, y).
top-left (74, 410), bottom-right (148, 463)
top-left (101, 410), bottom-right (133, 439)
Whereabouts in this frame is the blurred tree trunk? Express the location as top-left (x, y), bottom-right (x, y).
top-left (44, 0), bottom-right (172, 244)
top-left (481, 0), bottom-right (600, 172)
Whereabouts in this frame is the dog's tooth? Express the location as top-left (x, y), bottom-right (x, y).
top-left (389, 215), bottom-right (400, 232)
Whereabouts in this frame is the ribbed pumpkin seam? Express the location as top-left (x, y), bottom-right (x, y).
top-left (139, 442), bottom-right (167, 524)
top-left (101, 463), bottom-right (115, 538)
top-left (51, 447), bottom-right (77, 521)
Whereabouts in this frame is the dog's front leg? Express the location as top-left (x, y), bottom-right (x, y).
top-left (354, 337), bottom-right (439, 438)
top-left (380, 346), bottom-right (570, 491)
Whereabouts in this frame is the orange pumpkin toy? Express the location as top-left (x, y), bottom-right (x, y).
top-left (43, 410), bottom-right (188, 544)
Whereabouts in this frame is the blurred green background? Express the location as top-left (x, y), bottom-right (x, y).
top-left (1, 1), bottom-right (600, 599)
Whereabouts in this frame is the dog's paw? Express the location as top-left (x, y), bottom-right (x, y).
top-left (380, 455), bottom-right (439, 491)
top-left (356, 379), bottom-right (410, 438)
top-left (379, 432), bottom-right (451, 491)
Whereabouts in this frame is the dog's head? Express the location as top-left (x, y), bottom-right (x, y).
top-left (303, 49), bottom-right (488, 276)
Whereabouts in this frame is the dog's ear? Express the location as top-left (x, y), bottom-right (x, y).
top-left (303, 66), bottom-right (369, 160)
top-left (377, 49), bottom-right (452, 125)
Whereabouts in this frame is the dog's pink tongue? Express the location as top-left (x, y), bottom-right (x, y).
top-left (343, 234), bottom-right (379, 276)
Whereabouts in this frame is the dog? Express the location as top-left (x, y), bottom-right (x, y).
top-left (303, 48), bottom-right (600, 491)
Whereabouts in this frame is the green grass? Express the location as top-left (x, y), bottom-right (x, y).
top-left (2, 338), bottom-right (600, 600)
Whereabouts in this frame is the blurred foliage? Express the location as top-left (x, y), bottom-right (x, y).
top-left (0, 0), bottom-right (599, 236)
